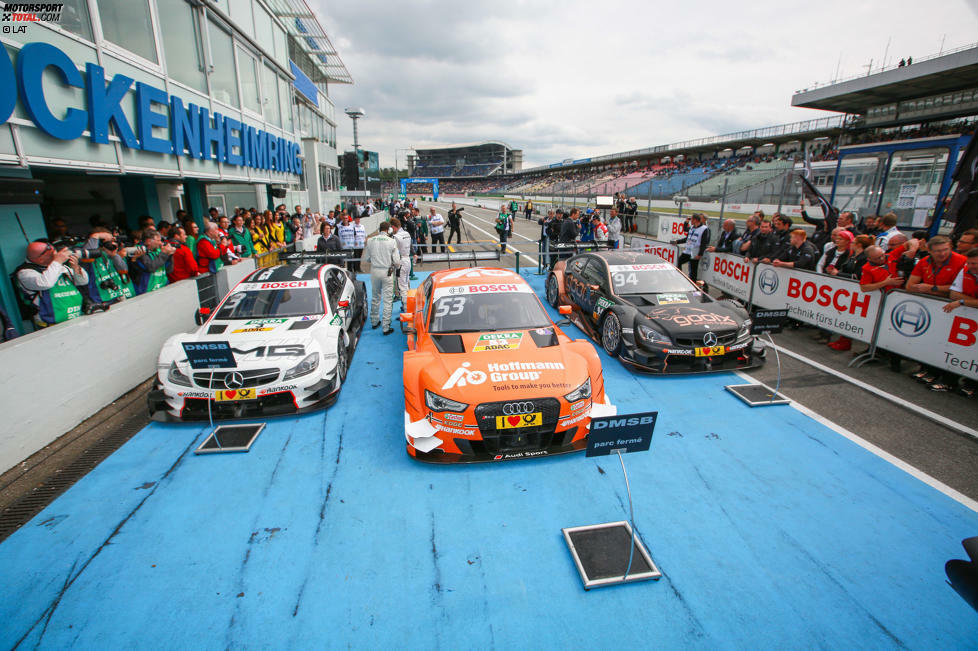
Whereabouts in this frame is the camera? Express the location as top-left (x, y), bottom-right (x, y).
top-left (99, 278), bottom-right (120, 292)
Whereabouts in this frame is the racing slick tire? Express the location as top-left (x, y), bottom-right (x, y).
top-left (546, 274), bottom-right (560, 308)
top-left (337, 336), bottom-right (349, 383)
top-left (600, 312), bottom-right (623, 357)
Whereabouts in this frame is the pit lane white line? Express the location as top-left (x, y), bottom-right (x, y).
top-left (762, 342), bottom-right (978, 441)
top-left (428, 202), bottom-right (539, 265)
top-left (733, 371), bottom-right (978, 514)
top-left (432, 201), bottom-right (541, 245)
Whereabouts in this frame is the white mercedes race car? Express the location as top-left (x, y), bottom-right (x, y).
top-left (149, 263), bottom-right (367, 421)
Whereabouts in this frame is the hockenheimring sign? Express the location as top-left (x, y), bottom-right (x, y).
top-left (0, 42), bottom-right (303, 174)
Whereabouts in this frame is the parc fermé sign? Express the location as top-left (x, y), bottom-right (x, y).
top-left (629, 236), bottom-right (679, 265)
top-left (749, 264), bottom-right (881, 342)
top-left (875, 292), bottom-right (978, 381)
top-left (698, 252), bottom-right (752, 303)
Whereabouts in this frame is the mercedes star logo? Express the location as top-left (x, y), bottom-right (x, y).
top-left (703, 332), bottom-right (718, 347)
top-left (224, 372), bottom-right (245, 389)
top-left (502, 401), bottom-right (535, 415)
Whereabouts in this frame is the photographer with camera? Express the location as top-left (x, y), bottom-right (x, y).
top-left (132, 230), bottom-right (175, 295)
top-left (14, 240), bottom-right (108, 329)
top-left (80, 228), bottom-right (137, 303)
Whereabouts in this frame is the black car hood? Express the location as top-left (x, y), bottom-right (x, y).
top-left (621, 294), bottom-right (743, 335)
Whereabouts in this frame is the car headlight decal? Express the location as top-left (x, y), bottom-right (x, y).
top-left (167, 361), bottom-right (191, 387)
top-left (425, 390), bottom-right (468, 413)
top-left (563, 377), bottom-right (592, 402)
top-left (637, 323), bottom-right (669, 344)
top-left (283, 353), bottom-right (319, 381)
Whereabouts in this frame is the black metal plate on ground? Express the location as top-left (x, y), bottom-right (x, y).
top-left (562, 521), bottom-right (661, 589)
top-left (724, 383), bottom-right (790, 407)
top-left (195, 424), bottom-right (265, 454)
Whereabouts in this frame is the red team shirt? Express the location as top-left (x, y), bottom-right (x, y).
top-left (910, 252), bottom-right (967, 287)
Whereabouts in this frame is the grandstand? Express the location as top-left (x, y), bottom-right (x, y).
top-left (428, 43), bottom-right (978, 221)
top-left (408, 142), bottom-right (523, 178)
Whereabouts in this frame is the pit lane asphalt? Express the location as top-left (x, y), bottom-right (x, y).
top-left (422, 199), bottom-right (978, 500)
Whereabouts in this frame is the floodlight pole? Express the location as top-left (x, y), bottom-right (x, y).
top-left (345, 108), bottom-right (366, 196)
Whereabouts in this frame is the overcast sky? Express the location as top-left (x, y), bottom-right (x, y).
top-left (311, 0), bottom-right (978, 169)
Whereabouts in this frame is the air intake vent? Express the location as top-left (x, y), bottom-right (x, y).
top-left (289, 320), bottom-right (316, 330)
top-left (208, 324), bottom-right (228, 334)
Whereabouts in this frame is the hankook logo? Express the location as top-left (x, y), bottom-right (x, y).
top-left (703, 332), bottom-right (718, 347)
top-left (502, 402), bottom-right (535, 415)
top-left (224, 372), bottom-right (245, 389)
top-left (757, 269), bottom-right (779, 295)
top-left (890, 300), bottom-right (931, 337)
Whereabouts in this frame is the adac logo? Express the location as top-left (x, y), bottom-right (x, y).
top-left (757, 269), bottom-right (779, 295)
top-left (890, 300), bottom-right (931, 337)
top-left (441, 362), bottom-right (487, 390)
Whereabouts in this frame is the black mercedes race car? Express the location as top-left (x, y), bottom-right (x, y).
top-left (547, 251), bottom-right (764, 373)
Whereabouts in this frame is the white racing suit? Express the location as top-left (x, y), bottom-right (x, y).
top-left (361, 233), bottom-right (401, 329)
top-left (392, 228), bottom-right (412, 306)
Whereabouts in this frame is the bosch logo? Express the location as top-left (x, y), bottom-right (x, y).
top-left (224, 372), bottom-right (245, 389)
top-left (890, 300), bottom-right (931, 337)
top-left (502, 402), bottom-right (535, 415)
top-left (757, 269), bottom-right (779, 295)
top-left (703, 332), bottom-right (718, 347)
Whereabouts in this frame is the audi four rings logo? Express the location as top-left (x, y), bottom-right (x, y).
top-left (224, 372), bottom-right (245, 389)
top-left (757, 269), bottom-right (779, 295)
top-left (890, 300), bottom-right (931, 337)
top-left (703, 332), bottom-right (718, 347)
top-left (502, 402), bottom-right (535, 415)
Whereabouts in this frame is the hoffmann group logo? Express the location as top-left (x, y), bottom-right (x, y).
top-left (2, 3), bottom-right (63, 32)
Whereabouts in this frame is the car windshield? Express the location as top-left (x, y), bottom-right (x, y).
top-left (430, 291), bottom-right (551, 333)
top-left (609, 264), bottom-right (694, 295)
top-left (215, 288), bottom-right (324, 320)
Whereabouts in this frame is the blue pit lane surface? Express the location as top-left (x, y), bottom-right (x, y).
top-left (2, 270), bottom-right (977, 649)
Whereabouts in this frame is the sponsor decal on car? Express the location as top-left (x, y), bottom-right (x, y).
top-left (493, 450), bottom-right (549, 460)
top-left (441, 361), bottom-right (567, 389)
top-left (176, 391), bottom-right (211, 398)
top-left (435, 283), bottom-right (532, 299)
top-left (259, 385), bottom-right (299, 395)
top-left (664, 348), bottom-right (695, 355)
top-left (444, 413), bottom-right (465, 422)
top-left (232, 326), bottom-right (274, 333)
top-left (593, 296), bottom-right (614, 320)
top-left (657, 293), bottom-right (689, 305)
top-left (609, 264), bottom-right (672, 272)
top-left (242, 280), bottom-right (314, 289)
top-left (472, 332), bottom-right (523, 352)
top-left (215, 388), bottom-right (257, 402)
top-left (434, 424), bottom-right (479, 436)
top-left (562, 411), bottom-right (591, 427)
top-left (245, 318), bottom-right (288, 325)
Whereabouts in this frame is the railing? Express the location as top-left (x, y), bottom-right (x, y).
top-left (795, 41), bottom-right (978, 94)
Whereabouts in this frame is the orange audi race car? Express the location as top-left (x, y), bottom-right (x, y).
top-left (400, 268), bottom-right (617, 463)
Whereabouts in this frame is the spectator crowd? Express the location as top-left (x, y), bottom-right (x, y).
top-left (2, 198), bottom-right (388, 342)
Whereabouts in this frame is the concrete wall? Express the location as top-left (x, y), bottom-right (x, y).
top-left (0, 259), bottom-right (256, 475)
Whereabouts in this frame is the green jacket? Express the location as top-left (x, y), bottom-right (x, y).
top-left (229, 227), bottom-right (255, 256)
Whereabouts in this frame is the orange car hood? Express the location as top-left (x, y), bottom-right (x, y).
top-left (418, 329), bottom-right (590, 401)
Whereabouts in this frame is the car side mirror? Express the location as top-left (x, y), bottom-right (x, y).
top-left (194, 307), bottom-right (210, 326)
top-left (338, 299), bottom-right (350, 311)
top-left (405, 289), bottom-right (417, 313)
top-left (399, 313), bottom-right (412, 322)
top-left (558, 305), bottom-right (572, 315)
top-left (695, 280), bottom-right (706, 289)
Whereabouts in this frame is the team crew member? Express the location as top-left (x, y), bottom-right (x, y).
top-left (674, 213), bottom-right (710, 280)
top-left (428, 208), bottom-right (446, 253)
top-left (195, 224), bottom-right (225, 275)
top-left (15, 240), bottom-right (101, 328)
top-left (390, 217), bottom-right (412, 308)
top-left (447, 203), bottom-right (463, 244)
top-left (707, 219), bottom-right (739, 253)
top-left (945, 248), bottom-right (978, 311)
top-left (607, 209), bottom-right (622, 249)
top-left (496, 205), bottom-right (511, 253)
top-left (905, 235), bottom-right (966, 297)
top-left (132, 231), bottom-right (174, 295)
top-left (592, 214), bottom-right (608, 244)
top-left (168, 227), bottom-right (200, 283)
top-left (747, 219), bottom-right (779, 262)
top-left (560, 208), bottom-right (581, 260)
top-left (361, 221), bottom-right (401, 335)
top-left (772, 229), bottom-right (818, 270)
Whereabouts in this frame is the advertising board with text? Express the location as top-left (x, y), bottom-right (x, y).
top-left (657, 216), bottom-right (687, 241)
top-left (749, 264), bottom-right (882, 342)
top-left (629, 236), bottom-right (679, 265)
top-left (874, 292), bottom-right (978, 381)
top-left (698, 252), bottom-right (753, 302)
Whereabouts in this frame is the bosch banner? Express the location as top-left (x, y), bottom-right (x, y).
top-left (875, 292), bottom-right (978, 381)
top-left (629, 236), bottom-right (679, 265)
top-left (657, 216), bottom-right (687, 241)
top-left (698, 252), bottom-right (753, 302)
top-left (749, 264), bottom-right (882, 342)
